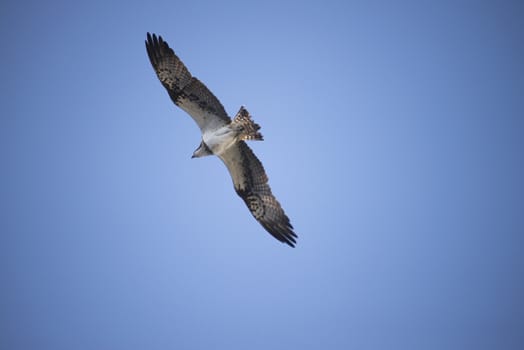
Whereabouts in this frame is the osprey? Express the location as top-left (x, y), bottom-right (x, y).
top-left (145, 33), bottom-right (297, 247)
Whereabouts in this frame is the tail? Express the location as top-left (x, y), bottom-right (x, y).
top-left (232, 106), bottom-right (263, 141)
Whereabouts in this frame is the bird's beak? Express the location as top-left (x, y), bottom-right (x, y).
top-left (191, 154), bottom-right (196, 159)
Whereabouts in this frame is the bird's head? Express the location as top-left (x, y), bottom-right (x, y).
top-left (191, 140), bottom-right (213, 158)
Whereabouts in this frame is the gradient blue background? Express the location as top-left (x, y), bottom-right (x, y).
top-left (1, 0), bottom-right (523, 349)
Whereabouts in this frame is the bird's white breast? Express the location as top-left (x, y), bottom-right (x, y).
top-left (203, 126), bottom-right (237, 155)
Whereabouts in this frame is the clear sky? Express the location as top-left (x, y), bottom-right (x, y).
top-left (1, 0), bottom-right (523, 349)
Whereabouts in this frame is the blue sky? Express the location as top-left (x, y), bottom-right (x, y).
top-left (1, 0), bottom-right (523, 349)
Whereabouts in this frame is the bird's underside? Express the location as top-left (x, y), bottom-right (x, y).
top-left (145, 33), bottom-right (297, 247)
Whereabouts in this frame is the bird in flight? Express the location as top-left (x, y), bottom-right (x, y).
top-left (145, 33), bottom-right (297, 247)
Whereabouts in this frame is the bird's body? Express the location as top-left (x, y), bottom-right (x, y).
top-left (202, 125), bottom-right (239, 156)
top-left (145, 33), bottom-right (297, 247)
top-left (201, 127), bottom-right (234, 155)
top-left (198, 106), bottom-right (263, 157)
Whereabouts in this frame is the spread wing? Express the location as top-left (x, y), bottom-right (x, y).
top-left (219, 142), bottom-right (297, 247)
top-left (145, 33), bottom-right (230, 133)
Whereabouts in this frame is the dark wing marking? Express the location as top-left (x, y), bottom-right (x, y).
top-left (218, 142), bottom-right (297, 247)
top-left (145, 33), bottom-right (230, 132)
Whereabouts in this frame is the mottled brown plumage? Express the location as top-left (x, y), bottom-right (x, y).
top-left (232, 106), bottom-right (263, 141)
top-left (219, 142), bottom-right (296, 246)
top-left (145, 33), bottom-right (230, 132)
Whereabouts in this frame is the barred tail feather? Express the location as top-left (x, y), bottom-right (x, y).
top-left (233, 106), bottom-right (263, 141)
